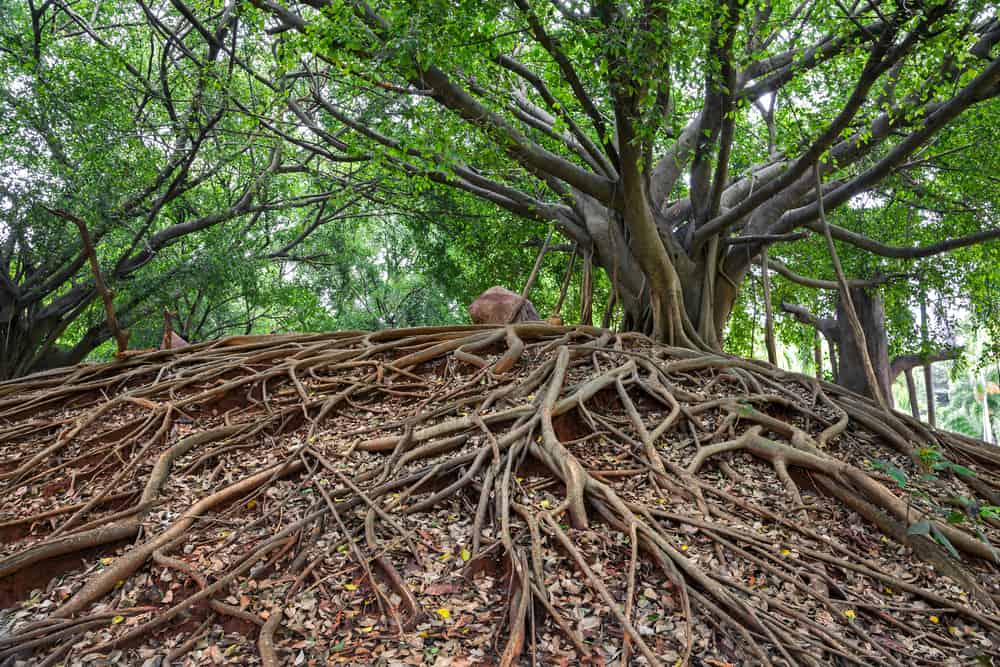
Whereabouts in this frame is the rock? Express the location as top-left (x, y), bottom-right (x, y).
top-left (161, 330), bottom-right (188, 350)
top-left (469, 286), bottom-right (539, 324)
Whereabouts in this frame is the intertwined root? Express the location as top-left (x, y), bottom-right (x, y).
top-left (1, 325), bottom-right (999, 665)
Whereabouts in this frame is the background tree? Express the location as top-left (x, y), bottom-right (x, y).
top-left (769, 100), bottom-right (1000, 401)
top-left (247, 0), bottom-right (1000, 350)
top-left (0, 0), bottom-right (359, 378)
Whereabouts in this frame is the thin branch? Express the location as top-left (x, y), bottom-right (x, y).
top-left (814, 164), bottom-right (888, 411)
top-left (46, 208), bottom-right (129, 355)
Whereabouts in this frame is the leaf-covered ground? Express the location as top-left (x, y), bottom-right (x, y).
top-left (1, 325), bottom-right (999, 666)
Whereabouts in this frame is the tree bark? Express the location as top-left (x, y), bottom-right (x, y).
top-left (923, 363), bottom-right (936, 428)
top-left (834, 287), bottom-right (892, 404)
top-left (780, 289), bottom-right (891, 403)
top-left (761, 248), bottom-right (778, 366)
top-left (813, 330), bottom-right (823, 380)
top-left (904, 368), bottom-right (921, 420)
top-left (920, 297), bottom-right (936, 427)
top-left (0, 309), bottom-right (101, 380)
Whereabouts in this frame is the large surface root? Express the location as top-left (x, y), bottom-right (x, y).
top-left (0, 325), bottom-right (998, 665)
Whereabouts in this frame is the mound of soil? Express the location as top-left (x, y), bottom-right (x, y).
top-left (1, 325), bottom-right (998, 665)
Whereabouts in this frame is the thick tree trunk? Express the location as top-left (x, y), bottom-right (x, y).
top-left (0, 304), bottom-right (106, 380)
top-left (779, 289), bottom-right (891, 401)
top-left (833, 287), bottom-right (892, 403)
top-left (595, 250), bottom-right (728, 351)
top-left (2, 317), bottom-right (68, 379)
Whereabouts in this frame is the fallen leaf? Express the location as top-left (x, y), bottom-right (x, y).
top-left (425, 582), bottom-right (459, 596)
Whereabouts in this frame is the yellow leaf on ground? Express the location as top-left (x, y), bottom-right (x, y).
top-left (100, 557), bottom-right (113, 566)
top-left (436, 608), bottom-right (451, 620)
top-left (111, 615), bottom-right (125, 624)
top-left (344, 583), bottom-right (358, 591)
top-left (843, 609), bottom-right (856, 621)
top-left (929, 615), bottom-right (940, 624)
top-left (460, 548), bottom-right (471, 561)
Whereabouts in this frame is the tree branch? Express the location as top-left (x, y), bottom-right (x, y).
top-left (889, 347), bottom-right (962, 383)
top-left (779, 301), bottom-right (837, 337)
top-left (45, 208), bottom-right (130, 355)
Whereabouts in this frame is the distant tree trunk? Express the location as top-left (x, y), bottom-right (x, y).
top-left (904, 369), bottom-right (921, 420)
top-left (580, 250), bottom-right (594, 326)
top-left (813, 330), bottom-right (823, 380)
top-left (827, 336), bottom-right (839, 383)
top-left (923, 364), bottom-right (936, 427)
top-left (761, 248), bottom-right (778, 366)
top-left (780, 287), bottom-right (891, 402)
top-left (834, 287), bottom-right (892, 403)
top-left (784, 290), bottom-right (962, 420)
top-left (920, 296), bottom-right (936, 428)
top-left (0, 279), bottom-right (154, 380)
top-left (1, 298), bottom-right (79, 379)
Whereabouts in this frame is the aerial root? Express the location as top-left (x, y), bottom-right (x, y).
top-left (1, 325), bottom-right (998, 664)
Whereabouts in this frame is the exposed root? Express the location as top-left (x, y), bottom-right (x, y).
top-left (1, 324), bottom-right (999, 665)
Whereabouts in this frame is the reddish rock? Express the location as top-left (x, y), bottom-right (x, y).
top-left (469, 286), bottom-right (540, 324)
top-left (161, 331), bottom-right (189, 350)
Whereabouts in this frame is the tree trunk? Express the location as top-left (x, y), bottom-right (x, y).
top-left (920, 297), bottom-right (936, 428)
top-left (827, 336), bottom-right (839, 382)
top-left (813, 330), bottom-right (823, 380)
top-left (904, 368), bottom-right (921, 420)
top-left (593, 249), bottom-right (730, 351)
top-left (833, 287), bottom-right (892, 403)
top-left (761, 248), bottom-right (778, 366)
top-left (0, 299), bottom-right (107, 380)
top-left (923, 363), bottom-right (936, 428)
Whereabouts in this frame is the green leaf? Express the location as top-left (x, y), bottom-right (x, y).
top-left (930, 525), bottom-right (961, 560)
top-left (945, 511), bottom-right (966, 525)
top-left (980, 505), bottom-right (1000, 521)
top-left (871, 459), bottom-right (908, 488)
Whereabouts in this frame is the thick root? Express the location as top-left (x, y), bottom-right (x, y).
top-left (1, 324), bottom-right (999, 665)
